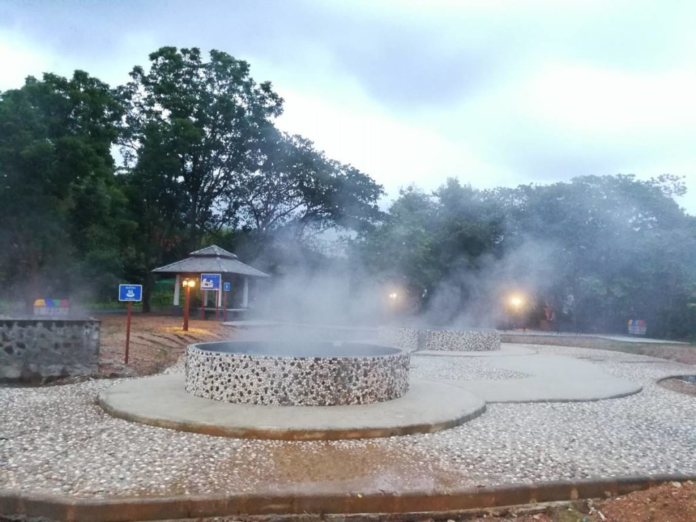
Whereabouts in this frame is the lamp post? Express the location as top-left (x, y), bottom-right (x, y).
top-left (508, 295), bottom-right (525, 330)
top-left (182, 278), bottom-right (196, 332)
top-left (387, 291), bottom-right (398, 318)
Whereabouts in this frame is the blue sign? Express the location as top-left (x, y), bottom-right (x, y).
top-left (119, 284), bottom-right (142, 302)
top-left (200, 273), bottom-right (221, 291)
top-left (223, 282), bottom-right (231, 292)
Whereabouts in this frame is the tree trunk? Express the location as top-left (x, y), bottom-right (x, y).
top-left (142, 272), bottom-right (153, 313)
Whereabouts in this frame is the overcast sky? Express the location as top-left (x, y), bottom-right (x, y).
top-left (1, 0), bottom-right (695, 213)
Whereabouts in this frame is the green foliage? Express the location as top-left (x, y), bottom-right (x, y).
top-left (494, 174), bottom-right (696, 336)
top-left (0, 71), bottom-right (130, 306)
top-left (1, 47), bottom-right (694, 340)
top-left (0, 46), bottom-right (385, 311)
top-left (356, 181), bottom-right (504, 308)
top-left (358, 174), bottom-right (696, 338)
top-left (235, 129), bottom-right (384, 254)
top-left (119, 46), bottom-right (284, 252)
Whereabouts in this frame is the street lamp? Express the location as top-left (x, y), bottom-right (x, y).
top-left (508, 294), bottom-right (525, 331)
top-left (182, 278), bottom-right (197, 331)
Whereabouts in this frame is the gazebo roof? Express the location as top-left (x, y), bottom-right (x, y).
top-left (152, 245), bottom-right (269, 278)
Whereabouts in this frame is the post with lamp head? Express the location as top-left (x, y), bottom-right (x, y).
top-left (182, 278), bottom-right (196, 332)
top-left (388, 291), bottom-right (399, 317)
top-left (508, 294), bottom-right (525, 330)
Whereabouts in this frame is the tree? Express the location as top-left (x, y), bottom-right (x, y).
top-left (493, 174), bottom-right (696, 335)
top-left (119, 47), bottom-right (284, 252)
top-left (234, 129), bottom-right (384, 244)
top-left (0, 71), bottom-right (126, 307)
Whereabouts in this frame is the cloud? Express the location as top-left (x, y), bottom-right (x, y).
top-left (1, 0), bottom-right (695, 212)
top-left (0, 29), bottom-right (53, 90)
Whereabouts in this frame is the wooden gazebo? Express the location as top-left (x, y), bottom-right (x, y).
top-left (152, 245), bottom-right (269, 313)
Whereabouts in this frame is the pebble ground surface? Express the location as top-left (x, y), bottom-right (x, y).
top-left (1, 344), bottom-right (695, 499)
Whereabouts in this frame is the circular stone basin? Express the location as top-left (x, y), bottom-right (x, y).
top-left (377, 327), bottom-right (500, 352)
top-left (424, 328), bottom-right (500, 352)
top-left (185, 341), bottom-right (410, 406)
top-left (658, 375), bottom-right (696, 397)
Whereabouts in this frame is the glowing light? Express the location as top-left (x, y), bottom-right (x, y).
top-left (389, 292), bottom-right (398, 300)
top-left (183, 278), bottom-right (197, 288)
top-left (509, 296), bottom-right (523, 307)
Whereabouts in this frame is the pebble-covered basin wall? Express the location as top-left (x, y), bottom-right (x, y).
top-left (378, 327), bottom-right (500, 352)
top-left (185, 341), bottom-right (410, 406)
top-left (424, 329), bottom-right (500, 351)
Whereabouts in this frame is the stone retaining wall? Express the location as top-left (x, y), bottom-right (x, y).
top-left (0, 318), bottom-right (100, 382)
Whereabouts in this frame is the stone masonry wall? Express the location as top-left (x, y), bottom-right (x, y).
top-left (0, 318), bottom-right (100, 383)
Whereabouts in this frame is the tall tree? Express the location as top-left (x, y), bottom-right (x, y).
top-left (491, 174), bottom-right (696, 335)
top-left (0, 72), bottom-right (126, 307)
top-left (119, 47), bottom-right (284, 252)
top-left (234, 129), bottom-right (384, 243)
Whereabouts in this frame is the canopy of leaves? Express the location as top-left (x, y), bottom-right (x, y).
top-left (119, 47), bottom-right (284, 251)
top-left (0, 71), bottom-right (130, 304)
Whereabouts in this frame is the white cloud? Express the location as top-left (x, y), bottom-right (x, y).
top-left (524, 64), bottom-right (696, 134)
top-left (1, 0), bottom-right (695, 213)
top-left (0, 29), bottom-right (53, 90)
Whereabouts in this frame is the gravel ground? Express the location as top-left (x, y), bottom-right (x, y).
top-left (410, 355), bottom-right (527, 380)
top-left (1, 344), bottom-right (695, 498)
top-left (98, 314), bottom-right (231, 377)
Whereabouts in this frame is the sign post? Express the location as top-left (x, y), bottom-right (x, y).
top-left (118, 284), bottom-right (142, 365)
top-left (200, 274), bottom-right (221, 322)
top-left (223, 282), bottom-right (231, 321)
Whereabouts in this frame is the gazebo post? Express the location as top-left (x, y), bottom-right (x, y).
top-left (173, 275), bottom-right (181, 306)
top-left (243, 277), bottom-right (249, 308)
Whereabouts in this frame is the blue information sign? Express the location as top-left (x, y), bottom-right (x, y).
top-left (200, 273), bottom-right (221, 291)
top-left (118, 284), bottom-right (142, 302)
top-left (223, 282), bottom-right (231, 292)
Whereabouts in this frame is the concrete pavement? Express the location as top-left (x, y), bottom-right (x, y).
top-left (100, 375), bottom-right (486, 440)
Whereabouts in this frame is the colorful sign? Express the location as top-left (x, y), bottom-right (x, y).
top-left (119, 284), bottom-right (143, 302)
top-left (223, 282), bottom-right (231, 292)
top-left (33, 299), bottom-right (70, 316)
top-left (628, 319), bottom-right (647, 336)
top-left (200, 273), bottom-right (221, 291)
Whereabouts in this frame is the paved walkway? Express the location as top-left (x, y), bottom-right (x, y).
top-left (502, 330), bottom-right (687, 344)
top-left (98, 350), bottom-right (641, 440)
top-left (100, 376), bottom-right (485, 440)
top-left (424, 353), bottom-right (641, 402)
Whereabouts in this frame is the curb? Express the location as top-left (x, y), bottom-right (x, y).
top-left (98, 393), bottom-right (487, 441)
top-left (1, 475), bottom-right (694, 521)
